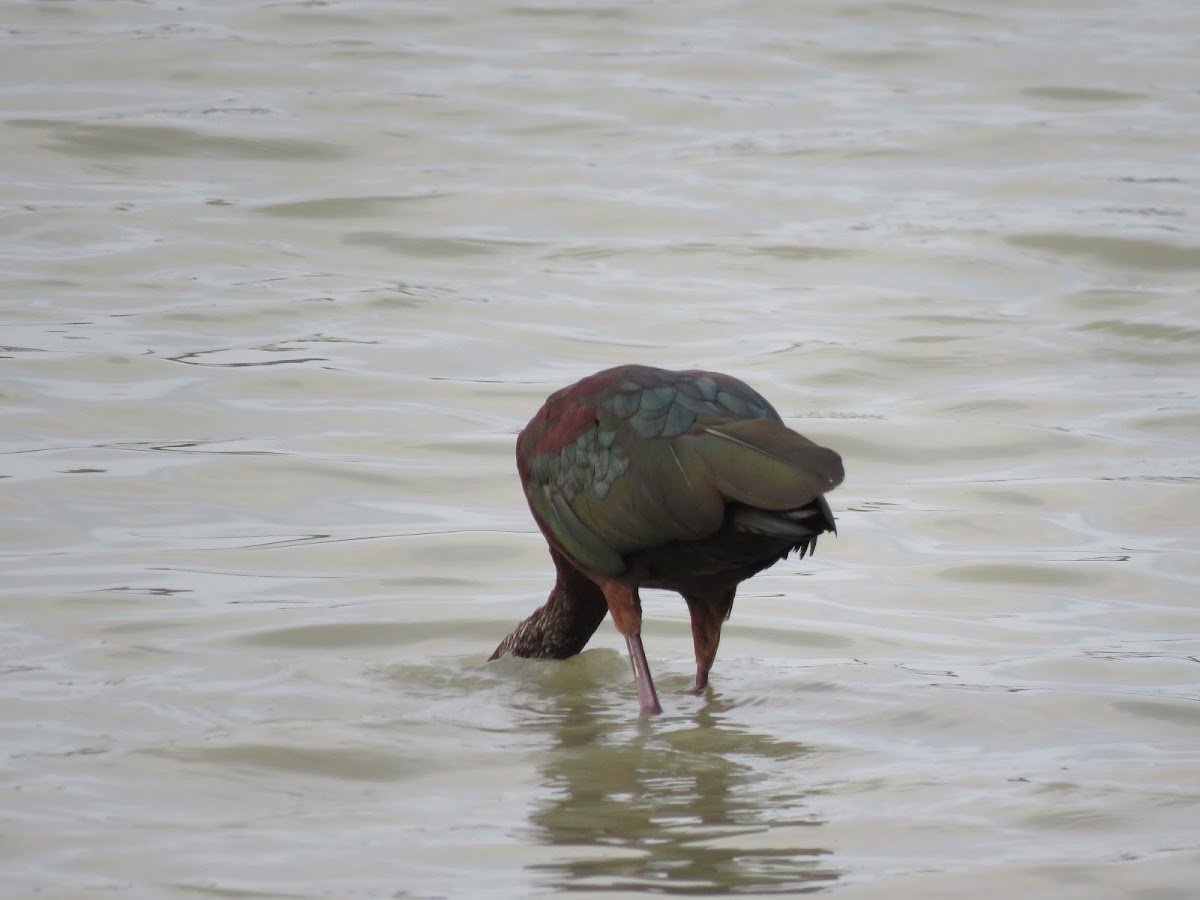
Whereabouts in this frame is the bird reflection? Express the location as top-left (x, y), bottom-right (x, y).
top-left (522, 670), bottom-right (841, 894)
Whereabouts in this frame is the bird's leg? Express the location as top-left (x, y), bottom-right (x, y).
top-left (489, 548), bottom-right (609, 660)
top-left (684, 590), bottom-right (736, 693)
top-left (597, 579), bottom-right (662, 715)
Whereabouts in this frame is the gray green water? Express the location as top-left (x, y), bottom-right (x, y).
top-left (2, 1), bottom-right (1198, 897)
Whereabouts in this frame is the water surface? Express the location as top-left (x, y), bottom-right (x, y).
top-left (2, 1), bottom-right (1198, 897)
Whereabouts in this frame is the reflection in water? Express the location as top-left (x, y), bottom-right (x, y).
top-left (525, 686), bottom-right (840, 894)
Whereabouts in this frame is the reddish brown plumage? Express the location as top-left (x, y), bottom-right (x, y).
top-left (527, 400), bottom-right (597, 457)
top-left (491, 364), bottom-right (844, 715)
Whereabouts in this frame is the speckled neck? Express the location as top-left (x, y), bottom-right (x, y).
top-left (489, 549), bottom-right (609, 660)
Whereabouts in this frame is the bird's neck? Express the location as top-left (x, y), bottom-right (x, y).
top-left (491, 550), bottom-right (610, 660)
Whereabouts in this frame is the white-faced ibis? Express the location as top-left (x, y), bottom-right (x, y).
top-left (490, 364), bottom-right (844, 715)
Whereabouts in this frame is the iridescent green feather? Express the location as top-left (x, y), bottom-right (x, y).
top-left (521, 365), bottom-right (840, 578)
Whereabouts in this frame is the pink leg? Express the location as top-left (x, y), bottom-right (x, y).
top-left (599, 580), bottom-right (663, 715)
top-left (623, 632), bottom-right (663, 716)
top-left (685, 591), bottom-right (736, 693)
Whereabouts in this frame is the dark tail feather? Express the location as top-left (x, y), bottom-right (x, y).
top-left (731, 494), bottom-right (837, 555)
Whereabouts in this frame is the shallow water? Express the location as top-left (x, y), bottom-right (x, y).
top-left (2, 1), bottom-right (1198, 897)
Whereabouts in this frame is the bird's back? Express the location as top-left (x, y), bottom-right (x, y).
top-left (518, 365), bottom-right (843, 585)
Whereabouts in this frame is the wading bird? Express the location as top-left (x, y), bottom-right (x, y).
top-left (491, 364), bottom-right (844, 714)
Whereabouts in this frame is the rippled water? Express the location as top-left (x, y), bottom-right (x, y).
top-left (3, 1), bottom-right (1198, 897)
